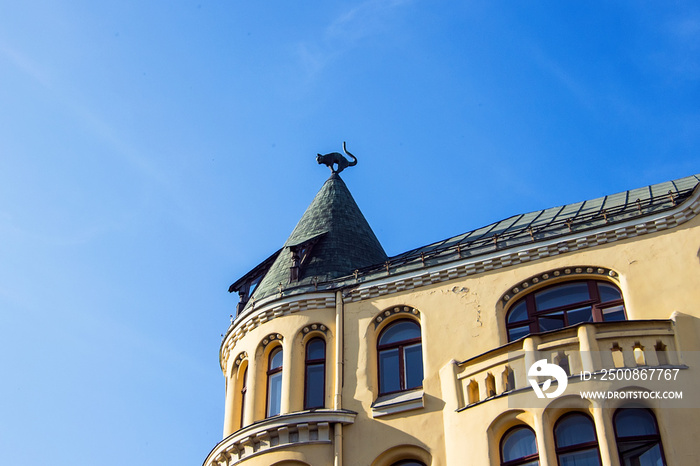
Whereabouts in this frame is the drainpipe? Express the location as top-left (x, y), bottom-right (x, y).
top-left (334, 290), bottom-right (344, 466)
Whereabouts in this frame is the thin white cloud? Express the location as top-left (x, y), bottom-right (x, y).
top-left (664, 12), bottom-right (700, 78)
top-left (296, 41), bottom-right (328, 78)
top-left (0, 41), bottom-right (187, 248)
top-left (671, 15), bottom-right (700, 43)
top-left (326, 0), bottom-right (412, 41)
top-left (528, 45), bottom-right (596, 112)
top-left (1, 38), bottom-right (170, 189)
top-left (296, 0), bottom-right (414, 78)
top-left (0, 41), bottom-right (51, 88)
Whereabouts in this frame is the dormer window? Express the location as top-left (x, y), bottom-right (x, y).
top-left (228, 249), bottom-right (281, 316)
top-left (289, 235), bottom-right (322, 283)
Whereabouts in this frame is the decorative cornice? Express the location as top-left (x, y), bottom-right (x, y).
top-left (202, 410), bottom-right (356, 466)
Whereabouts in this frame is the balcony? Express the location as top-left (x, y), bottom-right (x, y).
top-left (451, 320), bottom-right (684, 409)
top-left (203, 410), bottom-right (356, 466)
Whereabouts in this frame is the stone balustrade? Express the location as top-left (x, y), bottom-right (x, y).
top-left (454, 320), bottom-right (682, 409)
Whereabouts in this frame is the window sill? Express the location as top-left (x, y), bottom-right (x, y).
top-left (371, 389), bottom-right (424, 418)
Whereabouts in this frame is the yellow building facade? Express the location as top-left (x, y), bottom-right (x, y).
top-left (203, 170), bottom-right (700, 466)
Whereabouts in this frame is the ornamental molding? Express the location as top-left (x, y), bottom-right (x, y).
top-left (300, 323), bottom-right (329, 337)
top-left (233, 352), bottom-right (247, 367)
top-left (373, 306), bottom-right (421, 329)
top-left (220, 293), bottom-right (335, 371)
top-left (202, 410), bottom-right (356, 466)
top-left (498, 266), bottom-right (618, 306)
top-left (260, 333), bottom-right (283, 349)
top-left (343, 191), bottom-right (700, 304)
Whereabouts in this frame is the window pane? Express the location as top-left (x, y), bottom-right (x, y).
top-left (538, 311), bottom-right (565, 331)
top-left (267, 371), bottom-right (282, 416)
top-left (502, 427), bottom-right (538, 462)
top-left (558, 448), bottom-right (601, 466)
top-left (619, 441), bottom-right (664, 466)
top-left (404, 343), bottom-right (424, 390)
top-left (535, 282), bottom-right (590, 311)
top-left (602, 305), bottom-right (626, 322)
top-left (615, 409), bottom-right (658, 437)
top-left (305, 363), bottom-right (324, 409)
top-left (567, 306), bottom-right (593, 325)
top-left (307, 339), bottom-right (325, 360)
top-left (556, 414), bottom-right (597, 447)
top-left (508, 325), bottom-right (530, 341)
top-left (379, 348), bottom-right (401, 393)
top-left (598, 283), bottom-right (622, 302)
top-left (508, 301), bottom-right (528, 323)
top-left (240, 367), bottom-right (247, 426)
top-left (269, 348), bottom-right (283, 370)
top-left (379, 320), bottom-right (421, 345)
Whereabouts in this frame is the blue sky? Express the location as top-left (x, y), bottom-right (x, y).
top-left (0, 1), bottom-right (698, 464)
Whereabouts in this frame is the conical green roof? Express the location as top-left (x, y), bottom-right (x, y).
top-left (247, 173), bottom-right (387, 305)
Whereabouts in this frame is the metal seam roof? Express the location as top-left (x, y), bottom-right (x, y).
top-left (353, 173), bottom-right (700, 276)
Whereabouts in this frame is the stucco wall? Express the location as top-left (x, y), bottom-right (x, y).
top-left (207, 201), bottom-right (700, 466)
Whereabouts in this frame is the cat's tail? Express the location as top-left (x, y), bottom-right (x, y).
top-left (342, 141), bottom-right (358, 166)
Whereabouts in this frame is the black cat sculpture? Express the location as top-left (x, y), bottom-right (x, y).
top-left (316, 142), bottom-right (357, 174)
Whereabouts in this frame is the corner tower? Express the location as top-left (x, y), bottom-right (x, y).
top-left (229, 157), bottom-right (387, 315)
top-left (209, 146), bottom-right (386, 466)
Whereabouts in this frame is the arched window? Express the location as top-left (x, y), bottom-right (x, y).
top-left (378, 319), bottom-right (423, 395)
top-left (506, 280), bottom-right (626, 342)
top-left (500, 426), bottom-right (539, 466)
top-left (614, 408), bottom-right (666, 466)
top-left (239, 366), bottom-right (248, 427)
top-left (266, 347), bottom-right (283, 417)
top-left (304, 338), bottom-right (326, 409)
top-left (554, 413), bottom-right (601, 465)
